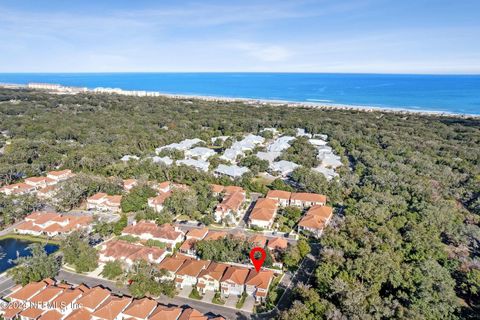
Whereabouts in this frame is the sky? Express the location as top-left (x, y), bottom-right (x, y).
top-left (0, 0), bottom-right (479, 74)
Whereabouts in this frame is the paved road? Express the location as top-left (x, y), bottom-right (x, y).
top-left (252, 243), bottom-right (321, 319)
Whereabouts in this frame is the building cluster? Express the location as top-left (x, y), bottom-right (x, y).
top-left (0, 169), bottom-right (75, 197)
top-left (247, 190), bottom-right (328, 233)
top-left (146, 181), bottom-right (188, 213)
top-left (145, 128), bottom-right (342, 180)
top-left (158, 254), bottom-right (276, 303)
top-left (14, 212), bottom-right (92, 237)
top-left (120, 221), bottom-right (184, 250)
top-left (0, 279), bottom-right (222, 320)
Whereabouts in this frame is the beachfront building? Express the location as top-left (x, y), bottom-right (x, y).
top-left (297, 205), bottom-right (334, 237)
top-left (248, 198), bottom-right (279, 229)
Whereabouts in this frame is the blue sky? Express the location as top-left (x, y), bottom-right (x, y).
top-left (0, 0), bottom-right (479, 73)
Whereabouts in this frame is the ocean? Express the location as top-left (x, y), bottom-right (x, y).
top-left (0, 73), bottom-right (479, 115)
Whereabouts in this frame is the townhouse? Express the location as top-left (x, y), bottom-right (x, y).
top-left (220, 266), bottom-right (250, 297)
top-left (197, 262), bottom-right (229, 294)
top-left (248, 198), bottom-right (279, 229)
top-left (1, 279), bottom-right (219, 320)
top-left (0, 183), bottom-right (36, 196)
top-left (99, 240), bottom-right (168, 268)
top-left (157, 256), bottom-right (192, 280)
top-left (174, 259), bottom-right (210, 289)
top-left (86, 193), bottom-right (122, 213)
top-left (297, 205), bottom-right (333, 237)
top-left (266, 190), bottom-right (327, 208)
top-left (14, 212), bottom-right (92, 237)
top-left (289, 192), bottom-right (326, 208)
top-left (265, 190), bottom-right (292, 207)
top-left (0, 170), bottom-right (75, 196)
top-left (121, 221), bottom-right (184, 250)
top-left (245, 270), bottom-right (275, 302)
top-left (179, 228), bottom-right (209, 256)
top-left (46, 170), bottom-right (75, 182)
top-left (214, 187), bottom-right (247, 224)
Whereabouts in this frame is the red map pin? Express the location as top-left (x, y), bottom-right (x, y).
top-left (249, 247), bottom-right (266, 272)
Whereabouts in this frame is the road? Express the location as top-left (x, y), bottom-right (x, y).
top-left (253, 243), bottom-right (321, 319)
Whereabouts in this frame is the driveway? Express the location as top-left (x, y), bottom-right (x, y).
top-left (224, 294), bottom-right (238, 308)
top-left (178, 284), bottom-right (193, 298)
top-left (242, 296), bottom-right (256, 312)
top-left (203, 290), bottom-right (215, 302)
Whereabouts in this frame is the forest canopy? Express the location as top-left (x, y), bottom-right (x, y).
top-left (0, 89), bottom-right (479, 318)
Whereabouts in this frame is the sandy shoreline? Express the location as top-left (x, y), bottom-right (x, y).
top-left (1, 82), bottom-right (478, 119)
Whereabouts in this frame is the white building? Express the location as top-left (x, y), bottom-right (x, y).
top-left (270, 160), bottom-right (299, 177)
top-left (184, 147), bottom-right (216, 161)
top-left (214, 164), bottom-right (250, 178)
top-left (177, 159), bottom-right (210, 172)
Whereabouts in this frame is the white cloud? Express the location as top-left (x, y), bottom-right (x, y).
top-left (233, 42), bottom-right (292, 62)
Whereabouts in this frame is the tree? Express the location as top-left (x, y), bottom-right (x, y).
top-left (113, 215), bottom-right (128, 235)
top-left (268, 179), bottom-right (294, 192)
top-left (297, 239), bottom-right (311, 258)
top-left (283, 245), bottom-right (302, 270)
top-left (128, 261), bottom-right (175, 298)
top-left (239, 155), bottom-right (269, 175)
top-left (280, 137), bottom-right (318, 168)
top-left (195, 236), bottom-right (252, 263)
top-left (61, 231), bottom-right (98, 273)
top-left (121, 184), bottom-right (157, 212)
top-left (8, 243), bottom-right (60, 285)
top-left (101, 261), bottom-right (123, 280)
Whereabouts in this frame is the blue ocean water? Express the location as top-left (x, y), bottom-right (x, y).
top-left (0, 73), bottom-right (479, 115)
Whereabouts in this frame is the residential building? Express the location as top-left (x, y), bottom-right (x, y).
top-left (290, 192), bottom-right (326, 208)
top-left (147, 191), bottom-right (172, 213)
top-left (297, 205), bottom-right (333, 237)
top-left (185, 227), bottom-right (208, 240)
top-left (121, 221), bottom-right (184, 249)
top-left (14, 212), bottom-right (92, 237)
top-left (148, 306), bottom-right (182, 320)
top-left (203, 230), bottom-right (227, 241)
top-left (86, 193), bottom-right (122, 213)
top-left (175, 259), bottom-right (210, 289)
top-left (266, 190), bottom-right (292, 207)
top-left (121, 298), bottom-right (157, 320)
top-left (197, 262), bottom-right (229, 294)
top-left (46, 169), bottom-right (75, 182)
top-left (220, 266), bottom-right (249, 297)
top-left (185, 147), bottom-right (216, 160)
top-left (248, 234), bottom-right (267, 248)
top-left (214, 164), bottom-right (249, 178)
top-left (177, 159), bottom-right (210, 172)
top-left (214, 189), bottom-right (246, 224)
top-left (248, 198), bottom-right (279, 229)
top-left (157, 256), bottom-right (192, 280)
top-left (99, 240), bottom-right (168, 267)
top-left (0, 182), bottom-right (36, 195)
top-left (91, 296), bottom-right (132, 320)
top-left (24, 176), bottom-right (56, 189)
top-left (266, 237), bottom-right (288, 251)
top-left (122, 179), bottom-right (138, 192)
top-left (245, 270), bottom-right (275, 302)
top-left (269, 160), bottom-right (299, 177)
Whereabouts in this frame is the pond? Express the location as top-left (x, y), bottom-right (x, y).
top-left (0, 237), bottom-right (59, 273)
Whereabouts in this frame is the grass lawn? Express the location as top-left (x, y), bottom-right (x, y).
top-left (0, 233), bottom-right (61, 245)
